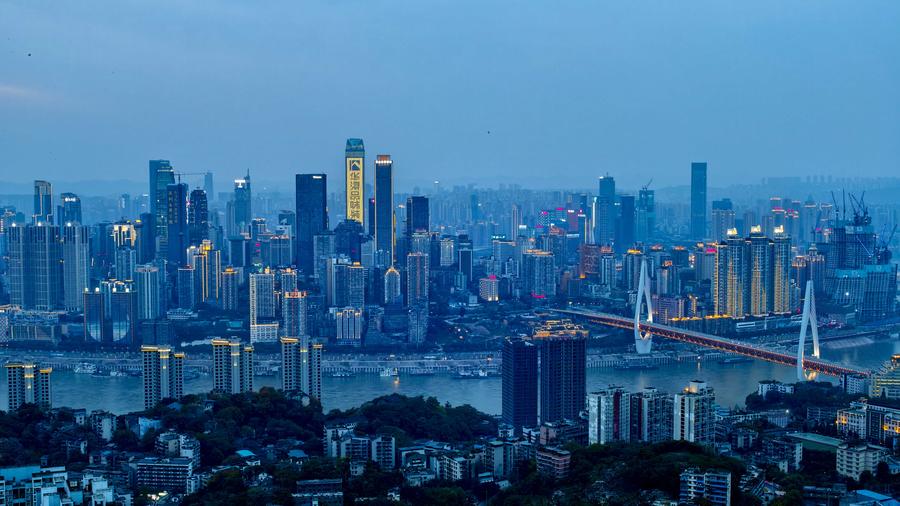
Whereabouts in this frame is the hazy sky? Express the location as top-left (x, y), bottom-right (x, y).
top-left (1, 1), bottom-right (898, 192)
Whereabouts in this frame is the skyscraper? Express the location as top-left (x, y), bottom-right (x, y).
top-left (7, 224), bottom-right (62, 310)
top-left (166, 182), bottom-right (189, 266)
top-left (501, 337), bottom-right (538, 432)
top-left (188, 188), bottom-right (209, 246)
top-left (522, 249), bottom-right (556, 301)
top-left (134, 264), bottom-right (164, 320)
top-left (383, 266), bottom-right (401, 305)
top-left (295, 174), bottom-right (328, 274)
top-left (536, 323), bottom-right (587, 423)
top-left (61, 223), bottom-right (89, 311)
top-left (711, 199), bottom-right (735, 243)
top-left (149, 160), bottom-right (175, 258)
top-left (773, 226), bottom-right (792, 314)
top-left (374, 155), bottom-right (394, 263)
top-left (282, 291), bottom-right (308, 337)
top-left (221, 266), bottom-right (240, 311)
top-left (141, 346), bottom-right (185, 410)
top-left (595, 176), bottom-right (615, 245)
top-left (281, 337), bottom-right (322, 400)
top-left (58, 192), bottom-right (82, 224)
top-left (233, 173), bottom-right (252, 234)
top-left (636, 188), bottom-right (656, 242)
top-left (674, 380), bottom-right (715, 445)
top-left (211, 339), bottom-right (254, 394)
top-left (188, 240), bottom-right (221, 305)
top-left (345, 138), bottom-right (365, 224)
top-left (406, 252), bottom-right (429, 306)
top-left (250, 270), bottom-right (278, 342)
top-left (405, 196), bottom-right (429, 239)
top-left (33, 180), bottom-right (53, 224)
top-left (335, 307), bottom-right (364, 346)
top-left (616, 194), bottom-right (635, 252)
top-left (6, 362), bottom-right (52, 411)
top-left (690, 162), bottom-right (708, 239)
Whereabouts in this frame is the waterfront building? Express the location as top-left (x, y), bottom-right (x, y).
top-left (5, 362), bottom-right (52, 411)
top-left (535, 322), bottom-right (587, 424)
top-left (281, 336), bottom-right (323, 400)
top-left (335, 307), bottom-right (364, 347)
top-left (502, 337), bottom-right (538, 432)
top-left (384, 266), bottom-right (402, 305)
top-left (141, 346), bottom-right (185, 410)
top-left (211, 339), bottom-right (254, 394)
top-left (674, 380), bottom-right (715, 445)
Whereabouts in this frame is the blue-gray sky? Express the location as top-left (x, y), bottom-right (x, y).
top-left (1, 0), bottom-right (898, 192)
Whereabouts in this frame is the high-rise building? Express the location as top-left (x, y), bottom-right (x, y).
top-left (232, 172), bottom-right (252, 235)
top-left (406, 196), bottom-right (429, 239)
top-left (673, 380), bottom-right (715, 444)
top-left (281, 337), bottom-right (323, 400)
top-left (188, 188), bottom-right (209, 246)
top-left (204, 171), bottom-right (215, 201)
top-left (616, 195), bottom-right (635, 252)
top-left (748, 227), bottom-right (773, 316)
top-left (149, 160), bottom-right (176, 258)
top-left (680, 468), bottom-right (732, 506)
top-left (282, 291), bottom-right (308, 337)
top-left (166, 183), bottom-right (189, 266)
top-left (594, 176), bottom-right (615, 245)
top-left (33, 180), bottom-right (53, 224)
top-left (211, 339), bottom-right (254, 394)
top-left (629, 387), bottom-right (674, 443)
top-left (58, 192), bottom-right (82, 224)
top-left (383, 266), bottom-right (402, 305)
top-left (501, 337), bottom-right (538, 432)
top-left (536, 322), bottom-right (587, 423)
top-left (221, 267), bottom-right (240, 311)
top-left (188, 240), bottom-right (221, 305)
top-left (711, 199), bottom-right (735, 243)
top-left (522, 249), bottom-right (556, 301)
top-left (406, 252), bottom-right (429, 306)
top-left (134, 264), bottom-right (164, 320)
top-left (636, 188), bottom-right (656, 242)
top-left (690, 162), bottom-right (708, 239)
top-left (407, 304), bottom-right (428, 346)
top-left (7, 224), bottom-right (62, 310)
top-left (61, 223), bottom-right (89, 311)
top-left (588, 386), bottom-right (631, 445)
top-left (335, 307), bottom-right (364, 346)
top-left (250, 270), bottom-right (278, 342)
top-left (141, 346), bottom-right (185, 410)
top-left (345, 138), bottom-right (365, 224)
top-left (374, 155), bottom-right (394, 263)
top-left (773, 226), bottom-right (792, 314)
top-left (6, 362), bottom-right (52, 411)
top-left (295, 174), bottom-right (328, 274)
top-left (176, 266), bottom-right (196, 309)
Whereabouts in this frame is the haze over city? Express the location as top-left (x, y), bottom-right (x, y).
top-left (3, 0), bottom-right (900, 190)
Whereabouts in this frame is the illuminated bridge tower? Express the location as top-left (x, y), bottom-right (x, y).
top-left (634, 258), bottom-right (653, 354)
top-left (797, 280), bottom-right (821, 381)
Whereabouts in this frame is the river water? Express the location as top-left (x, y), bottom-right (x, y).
top-left (3, 338), bottom-right (898, 416)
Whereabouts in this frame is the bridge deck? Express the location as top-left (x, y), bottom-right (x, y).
top-left (552, 309), bottom-right (871, 378)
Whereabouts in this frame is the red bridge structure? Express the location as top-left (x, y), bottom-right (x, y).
top-left (552, 307), bottom-right (870, 379)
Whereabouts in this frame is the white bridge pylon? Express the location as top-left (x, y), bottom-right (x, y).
top-left (797, 280), bottom-right (821, 381)
top-left (634, 258), bottom-right (653, 354)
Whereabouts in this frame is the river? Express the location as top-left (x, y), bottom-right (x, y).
top-left (2, 338), bottom-right (898, 416)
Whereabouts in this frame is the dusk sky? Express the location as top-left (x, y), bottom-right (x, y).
top-left (2, 1), bottom-right (898, 192)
